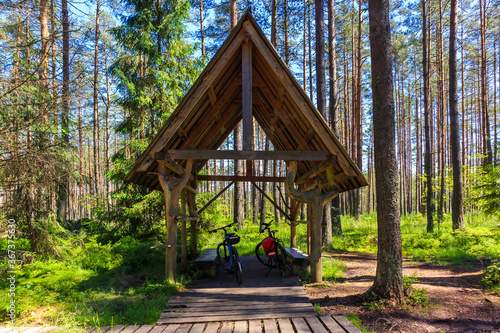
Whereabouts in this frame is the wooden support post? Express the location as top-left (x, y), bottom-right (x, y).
top-left (307, 204), bottom-right (312, 254)
top-left (242, 37), bottom-right (253, 152)
top-left (180, 189), bottom-right (188, 272)
top-left (289, 200), bottom-right (303, 248)
top-left (285, 161), bottom-right (339, 283)
top-left (291, 225), bottom-right (297, 248)
top-left (188, 182), bottom-right (199, 256)
top-left (157, 159), bottom-right (193, 283)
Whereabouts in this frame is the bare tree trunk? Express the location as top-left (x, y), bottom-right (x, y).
top-left (367, 0), bottom-right (403, 301)
top-left (423, 0), bottom-right (433, 233)
top-left (437, 0), bottom-right (445, 224)
top-left (284, 0), bottom-right (289, 66)
top-left (200, 0), bottom-right (205, 66)
top-left (328, 0), bottom-right (341, 236)
top-left (57, 0), bottom-right (70, 221)
top-left (39, 0), bottom-right (49, 89)
top-left (480, 0), bottom-right (492, 165)
top-left (104, 38), bottom-right (112, 201)
top-left (93, 0), bottom-right (101, 197)
top-left (230, 0), bottom-right (237, 27)
top-left (303, 0), bottom-right (307, 90)
top-left (308, 2), bottom-right (313, 98)
top-left (449, 0), bottom-right (464, 230)
top-left (355, 0), bottom-right (363, 219)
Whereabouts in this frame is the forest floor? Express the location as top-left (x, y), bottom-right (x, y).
top-left (305, 252), bottom-right (500, 332)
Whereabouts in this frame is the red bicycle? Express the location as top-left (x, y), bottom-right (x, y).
top-left (255, 221), bottom-right (291, 277)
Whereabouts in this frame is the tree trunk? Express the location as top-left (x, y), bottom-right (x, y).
top-left (93, 0), bottom-right (101, 197)
top-left (200, 0), bottom-right (205, 66)
top-left (57, 0), bottom-right (70, 221)
top-left (480, 0), bottom-right (492, 165)
top-left (39, 0), bottom-right (49, 89)
top-left (355, 0), bottom-right (363, 220)
top-left (328, 0), bottom-right (341, 236)
top-left (303, 0), bottom-right (307, 90)
top-left (104, 37), bottom-right (112, 202)
top-left (230, 0), bottom-right (237, 27)
top-left (448, 0), bottom-right (464, 230)
top-left (367, 0), bottom-right (403, 300)
top-left (423, 0), bottom-right (433, 233)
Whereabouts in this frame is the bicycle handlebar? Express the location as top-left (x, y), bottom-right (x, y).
top-left (209, 221), bottom-right (237, 233)
top-left (259, 221), bottom-right (274, 233)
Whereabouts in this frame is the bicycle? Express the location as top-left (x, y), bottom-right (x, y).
top-left (255, 221), bottom-right (291, 277)
top-left (209, 222), bottom-right (243, 285)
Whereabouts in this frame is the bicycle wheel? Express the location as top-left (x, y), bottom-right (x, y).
top-left (217, 243), bottom-right (231, 271)
top-left (275, 243), bottom-right (291, 277)
top-left (232, 248), bottom-right (243, 285)
top-left (255, 241), bottom-right (279, 268)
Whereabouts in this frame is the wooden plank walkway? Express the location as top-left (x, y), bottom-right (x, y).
top-left (0, 317), bottom-right (360, 332)
top-left (158, 256), bottom-right (316, 325)
top-left (154, 256), bottom-right (361, 332)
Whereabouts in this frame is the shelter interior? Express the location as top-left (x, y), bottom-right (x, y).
top-left (125, 11), bottom-right (367, 283)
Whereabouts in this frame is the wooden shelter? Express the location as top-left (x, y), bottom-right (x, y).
top-left (125, 12), bottom-right (367, 283)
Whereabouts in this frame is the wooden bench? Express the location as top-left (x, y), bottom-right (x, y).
top-left (283, 247), bottom-right (310, 276)
top-left (194, 248), bottom-right (218, 277)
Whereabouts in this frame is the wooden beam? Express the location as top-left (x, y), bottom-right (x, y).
top-left (251, 181), bottom-right (291, 220)
top-left (197, 181), bottom-right (235, 215)
top-left (156, 150), bottom-right (332, 161)
top-left (208, 85), bottom-right (217, 106)
top-left (180, 84), bottom-right (241, 150)
top-left (295, 156), bottom-right (337, 184)
top-left (198, 175), bottom-right (286, 182)
top-left (242, 37), bottom-right (253, 151)
top-left (154, 155), bottom-right (195, 182)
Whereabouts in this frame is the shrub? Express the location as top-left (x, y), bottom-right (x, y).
top-left (403, 274), bottom-right (429, 307)
top-left (481, 261), bottom-right (500, 294)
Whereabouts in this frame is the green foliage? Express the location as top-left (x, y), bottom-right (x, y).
top-left (481, 261), bottom-right (500, 294)
top-left (469, 165), bottom-right (500, 216)
top-left (0, 235), bottom-right (179, 326)
top-left (363, 292), bottom-right (388, 310)
top-left (322, 257), bottom-right (347, 281)
top-left (101, 0), bottom-right (202, 242)
top-left (331, 212), bottom-right (500, 265)
top-left (402, 275), bottom-right (429, 307)
top-left (313, 303), bottom-right (323, 315)
top-left (345, 313), bottom-right (375, 333)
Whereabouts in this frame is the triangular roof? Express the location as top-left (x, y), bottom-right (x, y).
top-left (125, 12), bottom-right (367, 193)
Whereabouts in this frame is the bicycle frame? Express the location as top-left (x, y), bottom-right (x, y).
top-left (210, 222), bottom-right (242, 268)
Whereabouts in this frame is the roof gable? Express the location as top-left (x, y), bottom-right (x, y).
top-left (125, 12), bottom-right (367, 193)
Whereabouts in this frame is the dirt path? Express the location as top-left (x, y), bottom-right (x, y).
top-left (305, 252), bottom-right (500, 332)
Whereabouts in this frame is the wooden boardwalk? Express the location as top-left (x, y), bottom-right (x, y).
top-left (155, 256), bottom-right (361, 332)
top-left (0, 317), bottom-right (360, 333)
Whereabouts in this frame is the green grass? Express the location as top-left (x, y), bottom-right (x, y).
top-left (0, 235), bottom-right (181, 327)
top-left (330, 212), bottom-right (500, 264)
top-left (198, 219), bottom-right (310, 256)
top-left (344, 313), bottom-right (376, 333)
top-left (2, 211), bottom-right (499, 327)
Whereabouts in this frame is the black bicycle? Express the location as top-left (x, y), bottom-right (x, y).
top-left (255, 221), bottom-right (290, 277)
top-left (209, 222), bottom-right (243, 285)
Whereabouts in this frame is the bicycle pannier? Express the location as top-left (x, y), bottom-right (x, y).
top-left (262, 237), bottom-right (276, 258)
top-left (227, 233), bottom-right (240, 245)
